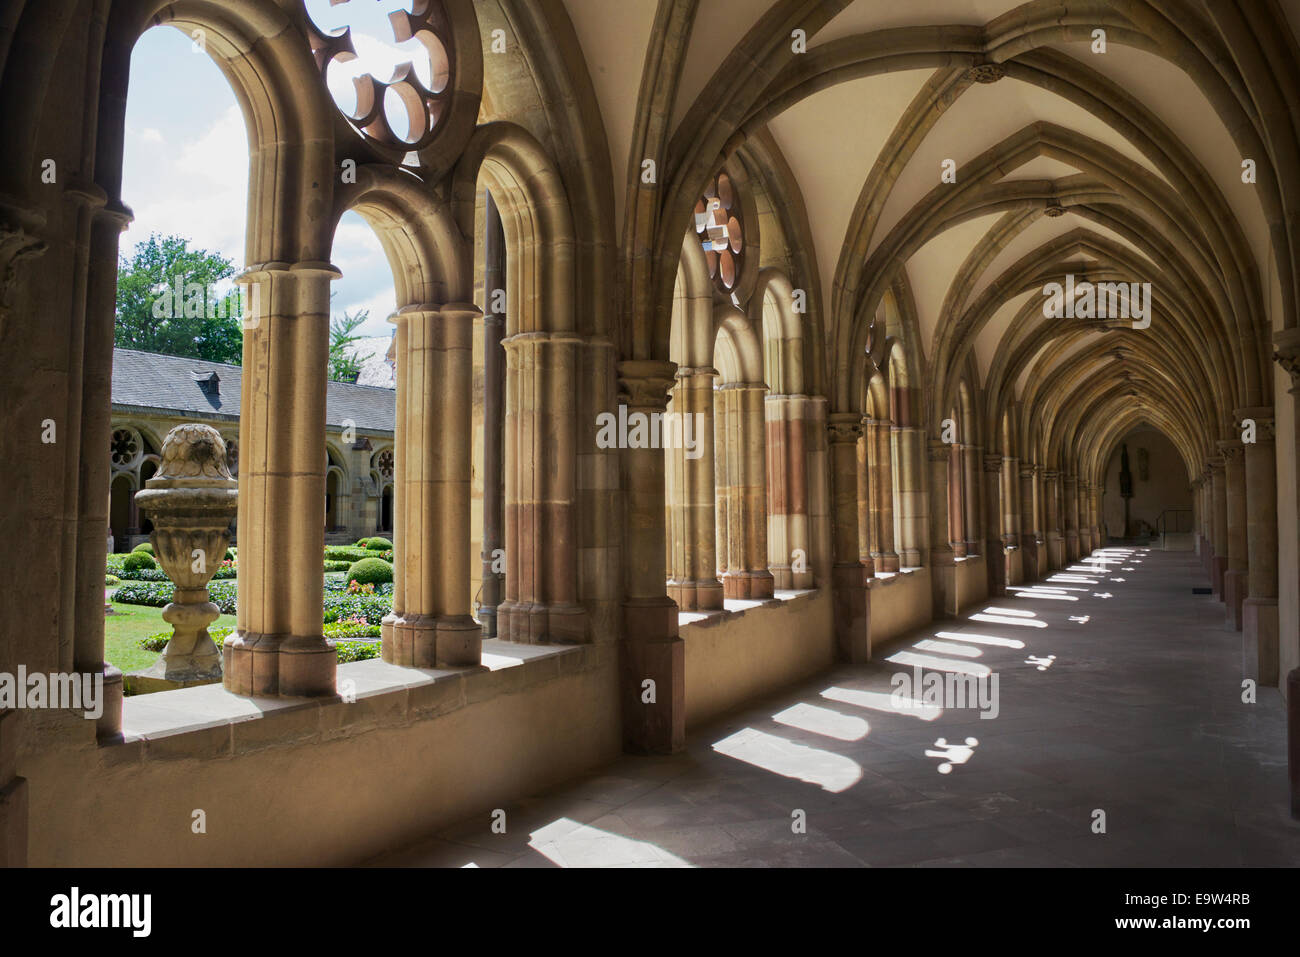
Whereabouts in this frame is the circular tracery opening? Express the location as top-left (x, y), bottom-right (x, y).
top-left (695, 171), bottom-right (744, 294)
top-left (306, 0), bottom-right (455, 149)
top-left (111, 428), bottom-right (141, 469)
top-left (375, 448), bottom-right (395, 480)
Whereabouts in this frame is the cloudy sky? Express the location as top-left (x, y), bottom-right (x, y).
top-left (121, 0), bottom-right (440, 341)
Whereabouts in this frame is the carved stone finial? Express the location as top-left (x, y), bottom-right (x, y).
top-left (968, 62), bottom-right (1006, 84)
top-left (155, 423), bottom-right (235, 482)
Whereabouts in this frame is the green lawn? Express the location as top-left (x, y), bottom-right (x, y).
top-left (105, 601), bottom-right (237, 674)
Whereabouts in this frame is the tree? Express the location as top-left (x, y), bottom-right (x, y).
top-left (115, 233), bottom-right (244, 363)
top-left (328, 308), bottom-right (373, 383)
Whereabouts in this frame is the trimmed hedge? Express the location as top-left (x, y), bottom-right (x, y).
top-left (123, 551), bottom-right (157, 573)
top-left (325, 546), bottom-right (370, 563)
top-left (346, 557), bottom-right (393, 586)
top-left (324, 560), bottom-right (353, 573)
top-left (361, 537), bottom-right (393, 551)
top-left (132, 542), bottom-right (154, 555)
top-left (113, 580), bottom-right (238, 615)
top-left (139, 626), bottom-right (378, 663)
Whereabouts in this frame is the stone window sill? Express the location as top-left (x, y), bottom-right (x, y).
top-left (677, 588), bottom-right (818, 630)
top-left (103, 639), bottom-right (596, 758)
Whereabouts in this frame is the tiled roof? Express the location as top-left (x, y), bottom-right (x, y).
top-left (111, 348), bottom-right (395, 435)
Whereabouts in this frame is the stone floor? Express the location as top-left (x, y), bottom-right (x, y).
top-left (366, 548), bottom-right (1300, 867)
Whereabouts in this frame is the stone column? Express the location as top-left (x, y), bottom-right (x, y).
top-left (895, 426), bottom-right (925, 567)
top-left (1019, 465), bottom-right (1039, 580)
top-left (870, 418), bottom-right (899, 571)
top-left (829, 414), bottom-right (870, 660)
top-left (1044, 470), bottom-right (1064, 569)
top-left (619, 360), bottom-right (684, 754)
top-left (1219, 439), bottom-right (1248, 630)
top-left (1002, 454), bottom-right (1019, 585)
top-left (983, 453), bottom-right (1005, 596)
top-left (380, 303), bottom-right (482, 670)
top-left (78, 198), bottom-right (129, 736)
top-left (499, 331), bottom-right (589, 643)
top-left (1209, 455), bottom-right (1229, 597)
top-left (962, 444), bottom-right (981, 556)
top-left (1088, 483), bottom-right (1102, 550)
top-left (929, 440), bottom-right (958, 615)
top-left (765, 392), bottom-right (812, 590)
top-left (949, 445), bottom-right (967, 558)
top-left (225, 262), bottom-right (339, 697)
top-left (805, 396), bottom-right (833, 587)
top-left (1236, 408), bottom-right (1278, 684)
top-left (717, 382), bottom-right (773, 599)
top-left (666, 367), bottom-right (723, 609)
top-left (1063, 474), bottom-right (1080, 561)
top-left (1273, 329), bottom-right (1300, 818)
top-left (1196, 478), bottom-right (1206, 561)
top-left (479, 193), bottom-right (506, 638)
top-left (857, 423), bottom-right (875, 570)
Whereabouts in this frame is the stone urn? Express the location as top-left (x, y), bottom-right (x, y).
top-left (130, 424), bottom-right (238, 691)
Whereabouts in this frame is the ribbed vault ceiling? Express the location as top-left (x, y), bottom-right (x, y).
top-left (555, 0), bottom-right (1293, 481)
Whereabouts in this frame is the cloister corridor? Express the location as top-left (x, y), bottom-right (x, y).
top-left (371, 549), bottom-right (1300, 868)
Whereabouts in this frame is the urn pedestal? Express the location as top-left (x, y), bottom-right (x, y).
top-left (127, 425), bottom-right (238, 694)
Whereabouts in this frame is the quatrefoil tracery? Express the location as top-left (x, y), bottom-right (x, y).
top-left (306, 0), bottom-right (454, 150)
top-left (695, 171), bottom-right (744, 293)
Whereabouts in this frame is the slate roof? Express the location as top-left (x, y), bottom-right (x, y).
top-left (111, 348), bottom-right (395, 435)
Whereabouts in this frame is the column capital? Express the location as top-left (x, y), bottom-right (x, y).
top-left (1234, 406), bottom-right (1276, 444)
top-left (716, 380), bottom-right (767, 394)
top-left (828, 412), bottom-right (864, 444)
top-left (1217, 438), bottom-right (1245, 462)
top-left (676, 365), bottom-right (719, 379)
top-left (1019, 466), bottom-right (1036, 480)
top-left (1274, 328), bottom-right (1300, 393)
top-left (617, 359), bottom-right (677, 411)
top-left (982, 453), bottom-right (1002, 473)
top-left (392, 300), bottom-right (482, 321)
top-left (1043, 469), bottom-right (1059, 480)
top-left (927, 439), bottom-right (952, 461)
top-left (1208, 454), bottom-right (1226, 473)
top-left (1063, 474), bottom-right (1078, 488)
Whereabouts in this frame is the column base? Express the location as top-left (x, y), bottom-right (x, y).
top-left (667, 578), bottom-right (724, 610)
top-left (620, 598), bottom-right (684, 755)
top-left (832, 562), bottom-right (870, 662)
top-left (1223, 569), bottom-right (1247, 631)
top-left (1242, 598), bottom-right (1279, 686)
top-left (498, 601), bottom-right (590, 645)
top-left (383, 613), bottom-right (485, 668)
top-left (223, 631), bottom-right (337, 697)
top-left (97, 664), bottom-right (123, 741)
top-left (723, 569), bottom-right (775, 600)
top-left (873, 552), bottom-right (901, 573)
